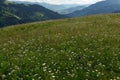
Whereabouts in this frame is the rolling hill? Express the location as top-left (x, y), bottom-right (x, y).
top-left (0, 0), bottom-right (65, 27)
top-left (0, 14), bottom-right (120, 80)
top-left (68, 0), bottom-right (120, 17)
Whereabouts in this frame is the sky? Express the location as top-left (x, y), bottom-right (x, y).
top-left (9, 0), bottom-right (103, 4)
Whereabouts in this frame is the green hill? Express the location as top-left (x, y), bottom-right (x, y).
top-left (0, 0), bottom-right (65, 27)
top-left (0, 14), bottom-right (120, 80)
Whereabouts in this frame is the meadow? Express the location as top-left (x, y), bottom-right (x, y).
top-left (0, 14), bottom-right (120, 80)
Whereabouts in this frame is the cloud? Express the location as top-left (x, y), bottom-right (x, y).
top-left (9, 0), bottom-right (103, 4)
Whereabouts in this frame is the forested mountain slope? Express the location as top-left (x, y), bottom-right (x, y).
top-left (0, 0), bottom-right (65, 27)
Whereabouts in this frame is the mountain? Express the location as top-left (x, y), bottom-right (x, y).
top-left (68, 0), bottom-right (120, 17)
top-left (39, 2), bottom-right (80, 11)
top-left (0, 14), bottom-right (120, 79)
top-left (114, 11), bottom-right (120, 13)
top-left (58, 5), bottom-right (89, 14)
top-left (11, 1), bottom-right (86, 14)
top-left (10, 1), bottom-right (80, 10)
top-left (0, 0), bottom-right (65, 27)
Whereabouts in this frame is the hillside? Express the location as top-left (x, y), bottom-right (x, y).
top-left (12, 1), bottom-right (87, 14)
top-left (0, 0), bottom-right (65, 27)
top-left (0, 14), bottom-right (120, 79)
top-left (34, 2), bottom-right (79, 11)
top-left (39, 3), bottom-right (89, 14)
top-left (68, 0), bottom-right (120, 17)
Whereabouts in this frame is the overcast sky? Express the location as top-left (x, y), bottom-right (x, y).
top-left (9, 0), bottom-right (103, 4)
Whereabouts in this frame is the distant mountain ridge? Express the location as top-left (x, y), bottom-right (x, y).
top-left (39, 3), bottom-right (90, 14)
top-left (40, 2), bottom-right (80, 11)
top-left (11, 1), bottom-right (89, 14)
top-left (57, 5), bottom-right (89, 14)
top-left (68, 0), bottom-right (120, 17)
top-left (10, 1), bottom-right (80, 11)
top-left (0, 0), bottom-right (66, 27)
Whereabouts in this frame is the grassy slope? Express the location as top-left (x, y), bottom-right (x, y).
top-left (0, 14), bottom-right (120, 80)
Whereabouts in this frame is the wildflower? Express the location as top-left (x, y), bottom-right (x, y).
top-left (117, 77), bottom-right (120, 79)
top-left (1, 74), bottom-right (6, 79)
top-left (52, 75), bottom-right (55, 78)
top-left (38, 77), bottom-right (41, 79)
top-left (42, 63), bottom-right (46, 66)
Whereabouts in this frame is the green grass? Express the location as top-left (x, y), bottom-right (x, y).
top-left (0, 14), bottom-right (120, 80)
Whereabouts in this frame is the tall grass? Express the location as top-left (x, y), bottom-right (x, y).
top-left (0, 14), bottom-right (120, 80)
